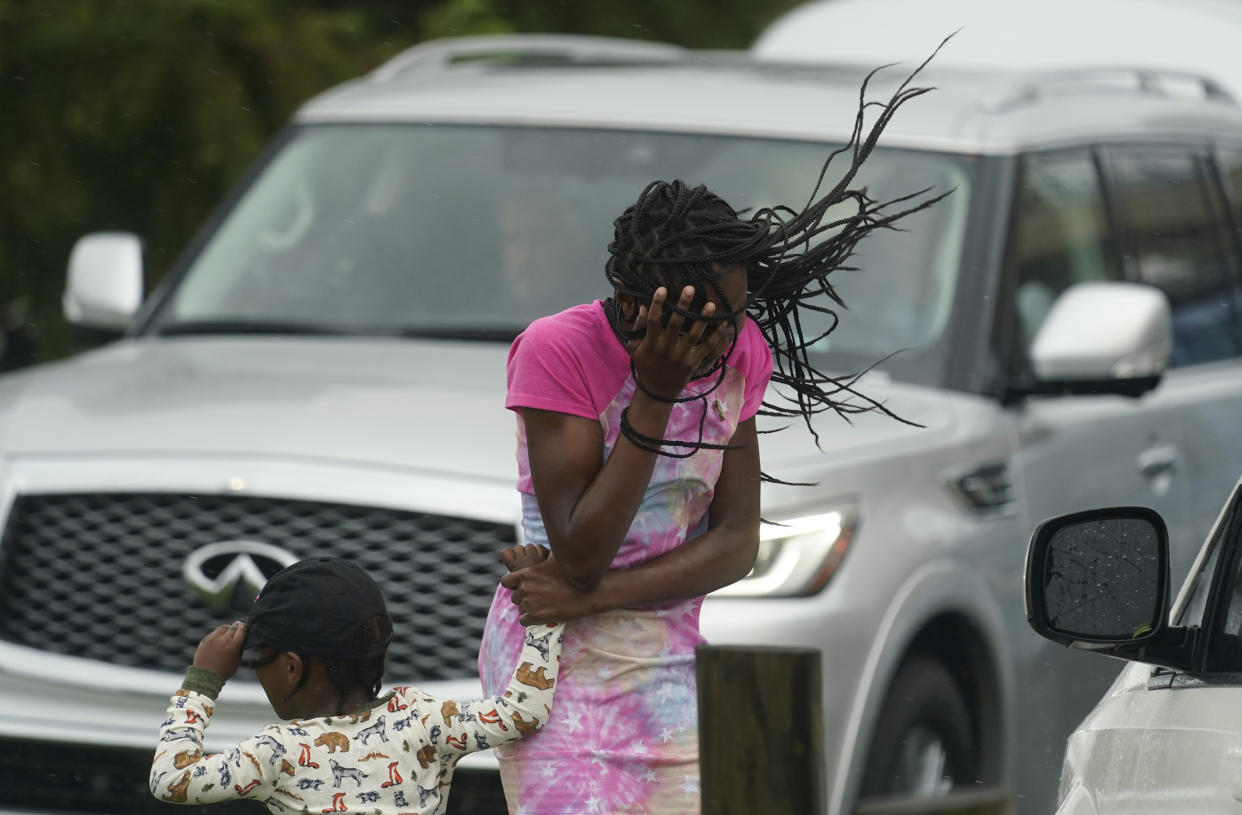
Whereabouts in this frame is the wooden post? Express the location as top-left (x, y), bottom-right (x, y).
top-left (697, 645), bottom-right (825, 815)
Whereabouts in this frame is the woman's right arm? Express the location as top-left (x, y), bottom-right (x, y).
top-left (523, 402), bottom-right (665, 589)
top-left (504, 416), bottom-right (761, 623)
top-left (524, 285), bottom-right (731, 590)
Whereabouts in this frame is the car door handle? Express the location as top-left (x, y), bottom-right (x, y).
top-left (1137, 444), bottom-right (1179, 478)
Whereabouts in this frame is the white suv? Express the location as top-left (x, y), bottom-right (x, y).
top-left (1025, 475), bottom-right (1242, 814)
top-left (5, 34), bottom-right (1242, 815)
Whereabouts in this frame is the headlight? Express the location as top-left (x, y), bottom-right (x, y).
top-left (709, 506), bottom-right (857, 598)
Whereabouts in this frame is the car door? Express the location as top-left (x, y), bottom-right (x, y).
top-left (1103, 143), bottom-right (1242, 578)
top-left (1004, 147), bottom-right (1190, 547)
top-left (997, 147), bottom-right (1192, 807)
top-left (1070, 481), bottom-right (1242, 814)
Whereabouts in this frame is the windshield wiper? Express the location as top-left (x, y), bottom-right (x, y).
top-left (154, 320), bottom-right (349, 337)
top-left (392, 327), bottom-right (520, 342)
top-left (154, 320), bottom-right (520, 342)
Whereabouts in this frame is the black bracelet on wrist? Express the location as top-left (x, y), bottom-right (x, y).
top-left (618, 403), bottom-right (740, 458)
top-left (629, 359), bottom-right (727, 404)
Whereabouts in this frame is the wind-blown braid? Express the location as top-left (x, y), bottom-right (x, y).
top-left (603, 43), bottom-right (953, 482)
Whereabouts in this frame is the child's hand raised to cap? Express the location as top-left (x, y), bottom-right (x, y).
top-left (499, 543), bottom-right (549, 573)
top-left (192, 620), bottom-right (248, 680)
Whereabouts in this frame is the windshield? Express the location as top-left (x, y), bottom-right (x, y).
top-left (148, 124), bottom-right (972, 377)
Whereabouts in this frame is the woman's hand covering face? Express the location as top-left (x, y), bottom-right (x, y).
top-left (626, 285), bottom-right (737, 400)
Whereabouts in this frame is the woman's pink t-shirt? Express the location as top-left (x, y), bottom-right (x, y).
top-left (505, 299), bottom-right (771, 506)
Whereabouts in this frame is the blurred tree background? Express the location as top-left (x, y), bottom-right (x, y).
top-left (0, 0), bottom-right (797, 368)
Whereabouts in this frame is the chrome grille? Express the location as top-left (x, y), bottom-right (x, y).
top-left (0, 493), bottom-right (514, 681)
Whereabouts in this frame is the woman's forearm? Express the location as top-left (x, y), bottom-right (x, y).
top-left (529, 393), bottom-right (675, 589)
top-left (502, 522), bottom-right (758, 625)
top-left (582, 418), bottom-right (760, 610)
top-left (587, 522), bottom-right (759, 613)
top-left (586, 419), bottom-right (761, 611)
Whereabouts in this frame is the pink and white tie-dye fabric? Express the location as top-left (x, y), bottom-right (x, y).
top-left (479, 301), bottom-right (771, 815)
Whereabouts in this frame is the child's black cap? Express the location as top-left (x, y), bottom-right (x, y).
top-left (243, 557), bottom-right (392, 659)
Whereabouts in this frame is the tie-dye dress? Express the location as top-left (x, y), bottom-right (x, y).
top-left (478, 300), bottom-right (772, 815)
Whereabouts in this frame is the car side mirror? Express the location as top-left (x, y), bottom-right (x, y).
top-left (1025, 506), bottom-right (1192, 670)
top-left (1026, 281), bottom-right (1171, 398)
top-left (63, 232), bottom-right (144, 332)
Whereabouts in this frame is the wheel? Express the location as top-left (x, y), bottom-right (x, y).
top-left (860, 655), bottom-right (978, 798)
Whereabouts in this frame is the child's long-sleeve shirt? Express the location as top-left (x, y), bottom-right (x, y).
top-left (150, 622), bottom-right (563, 815)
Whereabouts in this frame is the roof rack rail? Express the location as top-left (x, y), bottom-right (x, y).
top-left (995, 66), bottom-right (1235, 108)
top-left (370, 34), bottom-right (686, 83)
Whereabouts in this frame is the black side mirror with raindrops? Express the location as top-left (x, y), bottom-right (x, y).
top-left (1025, 506), bottom-right (1195, 672)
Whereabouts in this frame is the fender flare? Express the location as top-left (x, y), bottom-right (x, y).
top-left (830, 557), bottom-right (1016, 813)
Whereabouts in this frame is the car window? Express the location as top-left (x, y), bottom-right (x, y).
top-left (1010, 149), bottom-right (1120, 351)
top-left (1107, 146), bottom-right (1240, 367)
top-left (1217, 147), bottom-right (1242, 261)
top-left (149, 123), bottom-right (975, 384)
top-left (1201, 490), bottom-right (1242, 672)
top-left (1219, 148), bottom-right (1242, 225)
top-left (1175, 523), bottom-right (1225, 629)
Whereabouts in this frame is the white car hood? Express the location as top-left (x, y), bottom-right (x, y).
top-left (0, 336), bottom-right (956, 481)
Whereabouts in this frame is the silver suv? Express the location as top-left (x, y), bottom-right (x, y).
top-left (5, 34), bottom-right (1242, 815)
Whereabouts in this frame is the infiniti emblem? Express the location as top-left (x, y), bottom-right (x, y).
top-left (183, 540), bottom-right (299, 613)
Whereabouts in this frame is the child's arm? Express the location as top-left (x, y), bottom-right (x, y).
top-left (427, 549), bottom-right (561, 759)
top-left (150, 623), bottom-right (279, 805)
top-left (428, 619), bottom-right (565, 761)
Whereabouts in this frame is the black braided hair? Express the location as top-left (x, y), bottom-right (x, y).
top-left (602, 44), bottom-right (953, 483)
top-left (276, 614), bottom-right (392, 713)
top-left (323, 614), bottom-right (392, 714)
top-left (323, 652), bottom-right (389, 715)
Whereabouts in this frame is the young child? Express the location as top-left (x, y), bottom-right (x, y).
top-left (150, 546), bottom-right (561, 815)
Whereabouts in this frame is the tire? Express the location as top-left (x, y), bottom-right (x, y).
top-left (860, 655), bottom-right (978, 798)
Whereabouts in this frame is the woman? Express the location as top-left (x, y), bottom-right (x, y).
top-left (479, 53), bottom-right (948, 815)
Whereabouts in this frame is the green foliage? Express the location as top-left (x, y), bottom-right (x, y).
top-left (0, 0), bottom-right (797, 363)
top-left (417, 0), bottom-right (789, 47)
